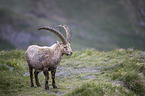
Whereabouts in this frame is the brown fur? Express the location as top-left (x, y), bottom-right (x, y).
top-left (25, 25), bottom-right (72, 90)
top-left (25, 41), bottom-right (72, 89)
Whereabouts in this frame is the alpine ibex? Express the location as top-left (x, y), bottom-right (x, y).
top-left (25, 25), bottom-right (72, 90)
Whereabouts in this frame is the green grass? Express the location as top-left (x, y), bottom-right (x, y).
top-left (0, 49), bottom-right (145, 96)
top-left (64, 82), bottom-right (135, 96)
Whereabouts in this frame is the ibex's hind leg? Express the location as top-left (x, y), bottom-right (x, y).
top-left (51, 69), bottom-right (57, 88)
top-left (43, 68), bottom-right (49, 90)
top-left (29, 67), bottom-right (34, 87)
top-left (34, 70), bottom-right (41, 87)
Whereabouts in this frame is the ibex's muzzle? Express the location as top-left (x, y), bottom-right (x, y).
top-left (70, 52), bottom-right (73, 56)
top-left (67, 52), bottom-right (73, 56)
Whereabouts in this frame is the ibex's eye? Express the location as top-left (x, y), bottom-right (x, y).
top-left (64, 46), bottom-right (67, 50)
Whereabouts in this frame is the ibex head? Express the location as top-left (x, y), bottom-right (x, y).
top-left (60, 42), bottom-right (72, 56)
top-left (38, 25), bottom-right (73, 56)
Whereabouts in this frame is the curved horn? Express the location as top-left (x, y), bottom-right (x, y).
top-left (59, 25), bottom-right (71, 43)
top-left (38, 26), bottom-right (67, 44)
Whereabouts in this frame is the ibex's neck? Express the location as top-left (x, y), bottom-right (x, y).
top-left (49, 43), bottom-right (62, 58)
top-left (50, 43), bottom-right (59, 50)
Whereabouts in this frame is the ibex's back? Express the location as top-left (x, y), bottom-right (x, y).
top-left (25, 44), bottom-right (63, 70)
top-left (25, 45), bottom-right (44, 70)
top-left (25, 25), bottom-right (72, 90)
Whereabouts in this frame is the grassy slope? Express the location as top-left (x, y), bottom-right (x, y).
top-left (0, 49), bottom-right (144, 96)
top-left (0, 0), bottom-right (145, 50)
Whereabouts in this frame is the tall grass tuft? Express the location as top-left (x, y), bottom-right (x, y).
top-left (64, 81), bottom-right (135, 96)
top-left (123, 71), bottom-right (145, 96)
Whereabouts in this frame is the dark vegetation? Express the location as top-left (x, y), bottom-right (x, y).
top-left (0, 49), bottom-right (144, 95)
top-left (0, 0), bottom-right (145, 50)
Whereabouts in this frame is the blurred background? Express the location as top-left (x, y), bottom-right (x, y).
top-left (0, 0), bottom-right (145, 51)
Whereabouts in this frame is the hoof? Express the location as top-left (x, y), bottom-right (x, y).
top-left (53, 85), bottom-right (57, 89)
top-left (37, 85), bottom-right (41, 87)
top-left (45, 87), bottom-right (49, 90)
top-left (31, 85), bottom-right (34, 87)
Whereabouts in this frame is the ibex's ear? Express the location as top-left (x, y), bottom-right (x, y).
top-left (56, 41), bottom-right (62, 46)
top-left (56, 41), bottom-right (59, 44)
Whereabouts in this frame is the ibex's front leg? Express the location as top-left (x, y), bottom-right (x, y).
top-left (51, 69), bottom-right (57, 88)
top-left (34, 70), bottom-right (41, 87)
top-left (43, 68), bottom-right (49, 90)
